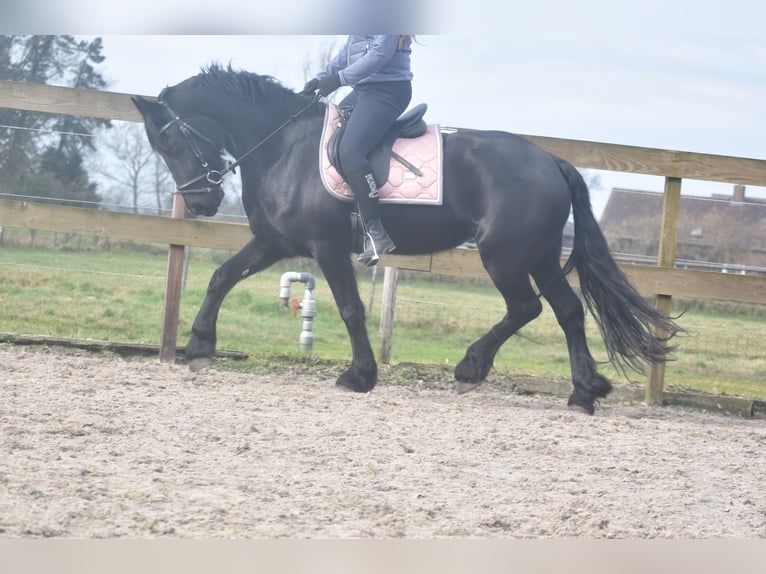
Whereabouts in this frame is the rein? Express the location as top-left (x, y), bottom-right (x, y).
top-left (159, 92), bottom-right (321, 198)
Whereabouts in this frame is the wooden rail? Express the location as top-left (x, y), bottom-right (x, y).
top-left (2, 80), bottom-right (765, 403)
top-left (3, 79), bottom-right (765, 184)
top-left (2, 198), bottom-right (765, 305)
top-left (0, 79), bottom-right (145, 121)
top-left (518, 134), bottom-right (766, 187)
top-left (0, 197), bottom-right (251, 251)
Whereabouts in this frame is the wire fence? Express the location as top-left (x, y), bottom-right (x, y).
top-left (2, 117), bottom-right (765, 398)
top-left (4, 251), bottom-right (765, 338)
top-left (1, 248), bottom-right (764, 411)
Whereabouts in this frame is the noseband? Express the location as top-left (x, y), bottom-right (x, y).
top-left (157, 93), bottom-right (321, 204)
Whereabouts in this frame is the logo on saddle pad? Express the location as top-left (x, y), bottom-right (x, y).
top-left (319, 104), bottom-right (443, 206)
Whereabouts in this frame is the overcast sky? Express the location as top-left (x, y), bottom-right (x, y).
top-left (8, 1), bottom-right (764, 216)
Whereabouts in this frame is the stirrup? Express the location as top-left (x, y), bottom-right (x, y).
top-left (358, 235), bottom-right (395, 267)
top-left (357, 248), bottom-right (385, 267)
top-left (357, 246), bottom-right (379, 266)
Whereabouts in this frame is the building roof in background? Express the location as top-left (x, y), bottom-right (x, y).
top-left (599, 186), bottom-right (766, 267)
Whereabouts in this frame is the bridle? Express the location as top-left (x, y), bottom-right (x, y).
top-left (157, 101), bottom-right (230, 199)
top-left (157, 93), bottom-right (321, 204)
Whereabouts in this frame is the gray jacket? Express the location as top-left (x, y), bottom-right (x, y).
top-left (317, 35), bottom-right (413, 87)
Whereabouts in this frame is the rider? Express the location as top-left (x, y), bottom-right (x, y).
top-left (302, 35), bottom-right (414, 266)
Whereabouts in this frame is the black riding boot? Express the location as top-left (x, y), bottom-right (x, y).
top-left (359, 217), bottom-right (396, 266)
top-left (346, 170), bottom-right (396, 266)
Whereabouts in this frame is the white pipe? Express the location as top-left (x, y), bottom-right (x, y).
top-left (279, 272), bottom-right (316, 353)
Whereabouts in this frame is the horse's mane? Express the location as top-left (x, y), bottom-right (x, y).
top-left (183, 63), bottom-right (301, 109)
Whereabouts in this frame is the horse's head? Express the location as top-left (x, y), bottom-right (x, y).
top-left (132, 95), bottom-right (227, 217)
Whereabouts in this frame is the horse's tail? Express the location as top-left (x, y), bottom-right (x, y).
top-left (555, 157), bottom-right (682, 375)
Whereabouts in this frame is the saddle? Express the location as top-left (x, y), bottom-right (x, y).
top-left (327, 103), bottom-right (429, 184)
top-left (319, 104), bottom-right (443, 209)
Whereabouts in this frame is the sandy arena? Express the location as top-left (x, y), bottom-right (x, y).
top-left (1, 344), bottom-right (765, 538)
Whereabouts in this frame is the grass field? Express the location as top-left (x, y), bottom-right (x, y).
top-left (1, 238), bottom-right (765, 400)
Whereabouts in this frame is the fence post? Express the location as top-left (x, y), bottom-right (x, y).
top-left (159, 194), bottom-right (188, 363)
top-left (379, 266), bottom-right (399, 364)
top-left (646, 176), bottom-right (682, 405)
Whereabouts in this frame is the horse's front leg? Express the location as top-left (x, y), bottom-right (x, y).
top-left (313, 246), bottom-right (377, 392)
top-left (185, 237), bottom-right (281, 370)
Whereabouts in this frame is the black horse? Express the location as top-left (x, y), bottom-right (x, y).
top-left (133, 64), bottom-right (681, 415)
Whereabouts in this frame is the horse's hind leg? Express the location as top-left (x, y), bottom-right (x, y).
top-left (530, 251), bottom-right (613, 414)
top-left (455, 273), bottom-right (542, 392)
top-left (186, 237), bottom-right (281, 370)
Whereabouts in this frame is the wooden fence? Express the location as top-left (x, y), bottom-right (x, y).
top-left (2, 79), bottom-right (766, 405)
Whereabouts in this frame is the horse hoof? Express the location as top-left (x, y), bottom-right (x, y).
top-left (335, 370), bottom-right (375, 393)
top-left (455, 381), bottom-right (482, 395)
top-left (335, 382), bottom-right (356, 393)
top-left (567, 403), bottom-right (594, 415)
top-left (188, 357), bottom-right (213, 372)
top-left (335, 379), bottom-right (370, 393)
top-left (454, 355), bottom-right (491, 384)
top-left (567, 391), bottom-right (595, 415)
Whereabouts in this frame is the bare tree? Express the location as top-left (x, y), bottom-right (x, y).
top-left (149, 153), bottom-right (171, 213)
top-left (301, 40), bottom-right (339, 83)
top-left (91, 122), bottom-right (172, 214)
top-left (302, 37), bottom-right (349, 104)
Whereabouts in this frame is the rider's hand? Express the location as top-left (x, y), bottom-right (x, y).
top-left (300, 78), bottom-right (319, 96)
top-left (317, 73), bottom-right (341, 97)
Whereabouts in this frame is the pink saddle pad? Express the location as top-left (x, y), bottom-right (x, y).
top-left (319, 104), bottom-right (443, 206)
